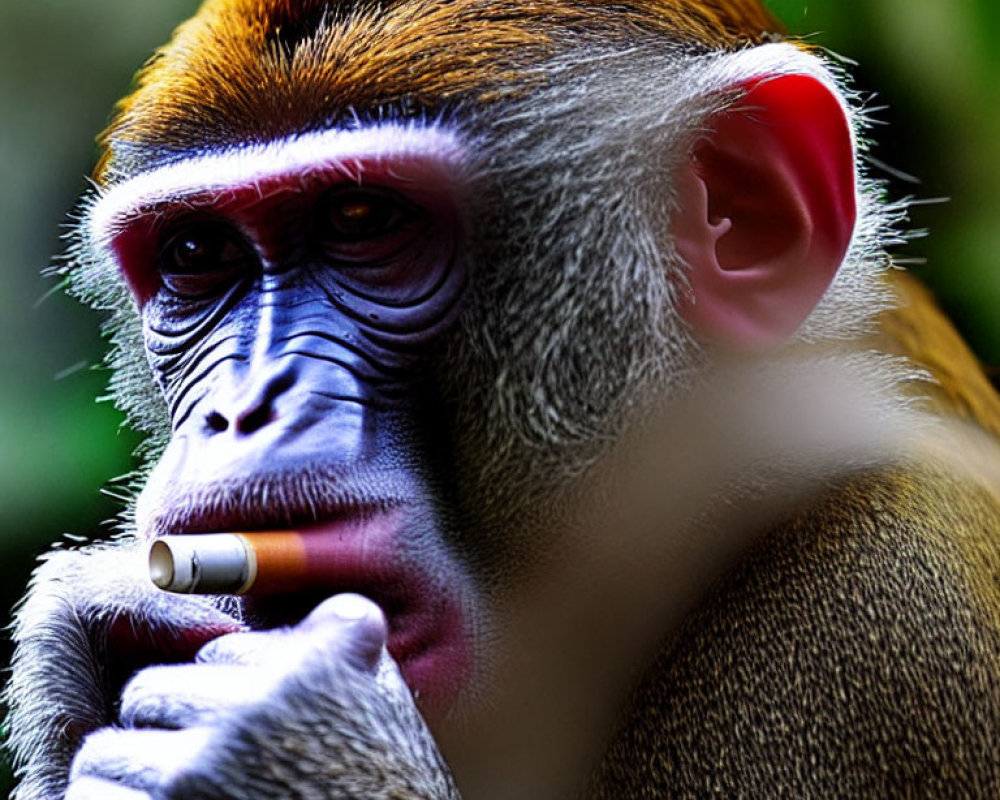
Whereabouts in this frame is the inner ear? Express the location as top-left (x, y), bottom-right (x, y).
top-left (672, 74), bottom-right (857, 350)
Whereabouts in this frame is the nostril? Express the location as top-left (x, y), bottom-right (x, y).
top-left (205, 411), bottom-right (229, 433)
top-left (233, 367), bottom-right (296, 435)
top-left (204, 367), bottom-right (296, 438)
top-left (236, 404), bottom-right (273, 435)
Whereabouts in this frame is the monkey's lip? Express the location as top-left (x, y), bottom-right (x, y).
top-left (171, 510), bottom-right (472, 721)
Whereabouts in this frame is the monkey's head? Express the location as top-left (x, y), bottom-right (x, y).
top-left (68, 0), bottom-right (890, 722)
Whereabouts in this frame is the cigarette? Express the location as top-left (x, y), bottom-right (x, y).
top-left (149, 532), bottom-right (308, 595)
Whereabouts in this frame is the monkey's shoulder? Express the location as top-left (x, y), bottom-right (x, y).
top-left (593, 464), bottom-right (1000, 799)
top-left (876, 270), bottom-right (1000, 440)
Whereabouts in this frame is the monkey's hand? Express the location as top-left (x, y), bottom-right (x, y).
top-left (5, 545), bottom-right (243, 800)
top-left (64, 594), bottom-right (461, 800)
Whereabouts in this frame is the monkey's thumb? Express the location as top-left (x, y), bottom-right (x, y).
top-left (298, 593), bottom-right (388, 672)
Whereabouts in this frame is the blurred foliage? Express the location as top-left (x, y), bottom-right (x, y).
top-left (0, 0), bottom-right (998, 792)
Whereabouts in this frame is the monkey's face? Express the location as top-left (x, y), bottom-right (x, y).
top-left (95, 127), bottom-right (477, 720)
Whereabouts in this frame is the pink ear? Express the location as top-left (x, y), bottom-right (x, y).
top-left (672, 75), bottom-right (857, 350)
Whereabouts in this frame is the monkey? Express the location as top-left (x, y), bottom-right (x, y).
top-left (5, 0), bottom-right (1000, 798)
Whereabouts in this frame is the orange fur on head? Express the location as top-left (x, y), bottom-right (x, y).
top-left (95, 0), bottom-right (781, 184)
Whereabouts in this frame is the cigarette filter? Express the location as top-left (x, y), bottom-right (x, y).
top-left (149, 531), bottom-right (308, 595)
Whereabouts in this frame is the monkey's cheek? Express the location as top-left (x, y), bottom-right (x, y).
top-left (68, 726), bottom-right (214, 796)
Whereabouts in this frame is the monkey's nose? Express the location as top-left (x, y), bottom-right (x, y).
top-left (205, 368), bottom-right (296, 436)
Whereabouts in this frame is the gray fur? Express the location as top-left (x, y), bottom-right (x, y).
top-left (437, 41), bottom-right (907, 576)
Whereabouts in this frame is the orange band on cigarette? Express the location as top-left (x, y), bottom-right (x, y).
top-left (237, 531), bottom-right (309, 594)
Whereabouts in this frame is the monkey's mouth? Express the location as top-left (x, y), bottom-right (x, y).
top-left (175, 510), bottom-right (472, 721)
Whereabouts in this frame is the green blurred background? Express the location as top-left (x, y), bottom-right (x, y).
top-left (0, 0), bottom-right (998, 790)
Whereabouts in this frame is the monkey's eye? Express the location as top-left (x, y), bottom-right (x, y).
top-left (162, 222), bottom-right (250, 274)
top-left (159, 222), bottom-right (254, 296)
top-left (317, 187), bottom-right (414, 246)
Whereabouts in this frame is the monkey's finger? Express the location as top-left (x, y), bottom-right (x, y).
top-left (65, 776), bottom-right (154, 800)
top-left (194, 629), bottom-right (291, 664)
top-left (70, 726), bottom-right (213, 793)
top-left (123, 600), bottom-right (388, 729)
top-left (119, 663), bottom-right (276, 729)
top-left (196, 592), bottom-right (388, 673)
